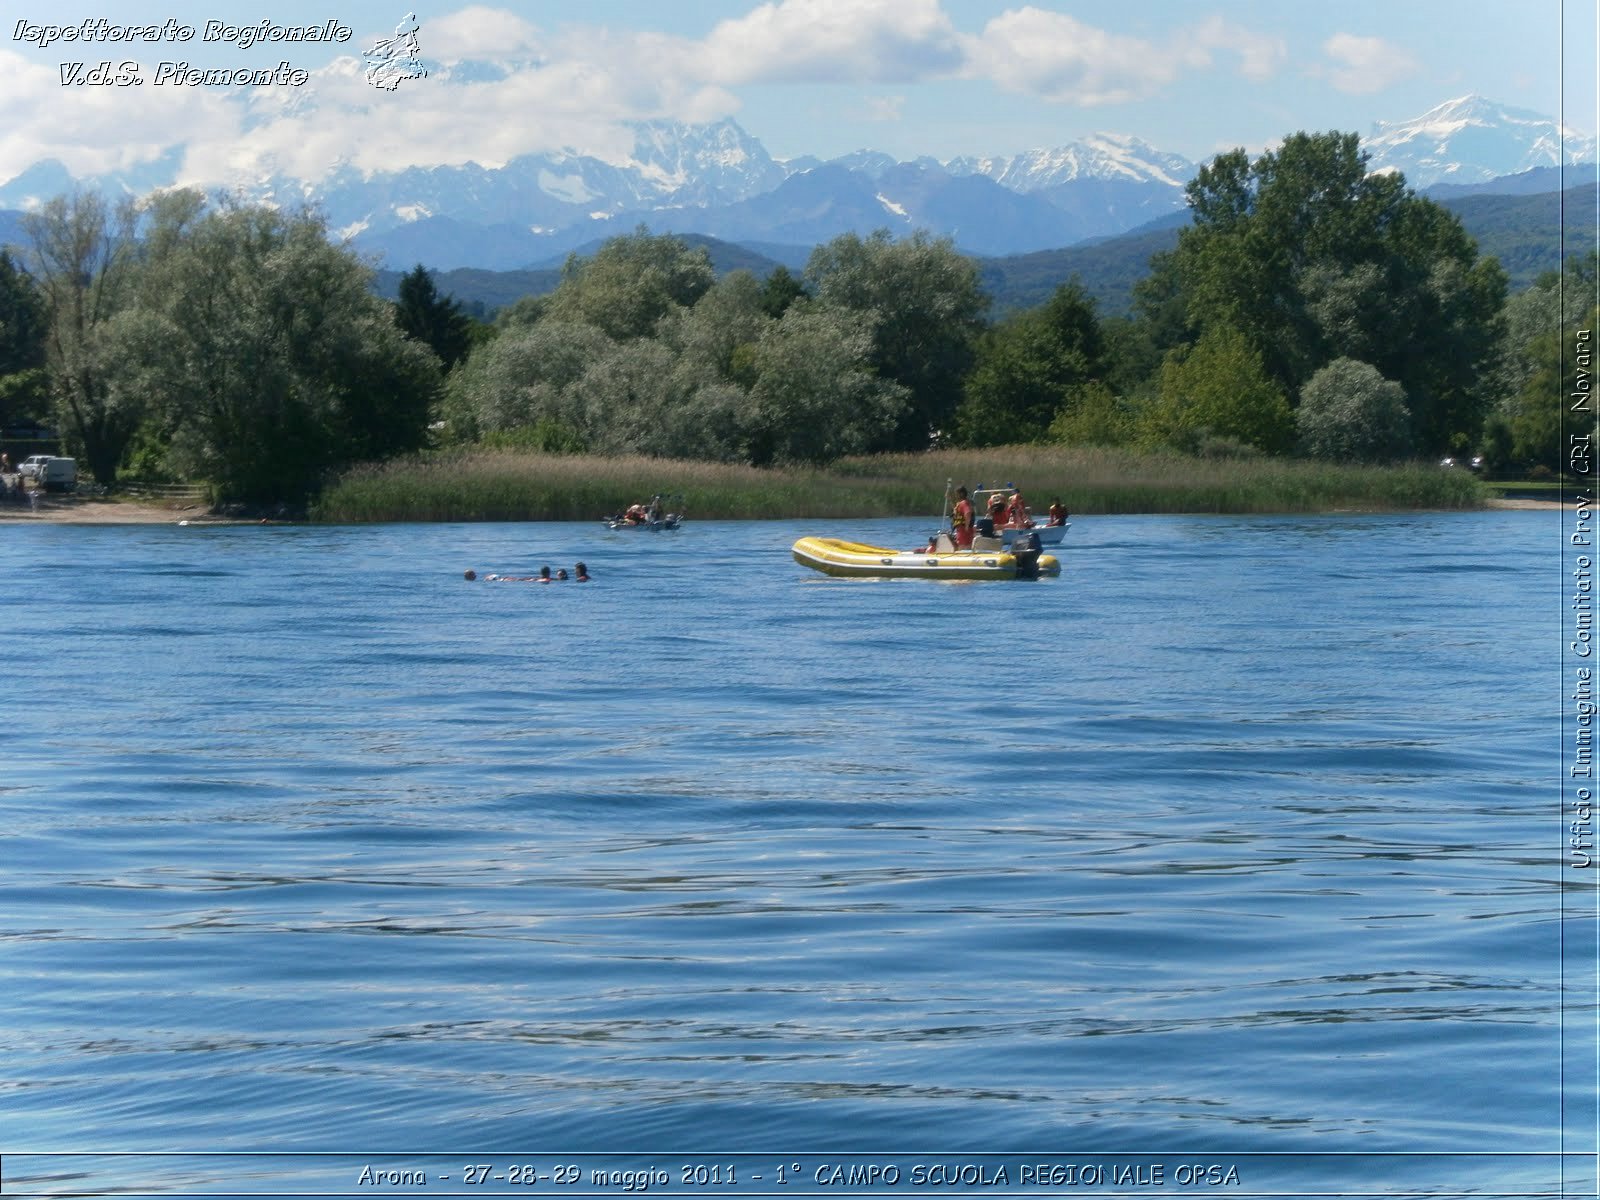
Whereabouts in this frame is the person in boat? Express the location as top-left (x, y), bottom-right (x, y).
top-left (951, 486), bottom-right (975, 549)
top-left (574, 562), bottom-right (590, 582)
top-left (1004, 491), bottom-right (1033, 529)
top-left (1047, 499), bottom-right (1068, 526)
top-left (987, 492), bottom-right (1007, 528)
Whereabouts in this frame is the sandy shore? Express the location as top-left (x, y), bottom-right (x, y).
top-left (1487, 496), bottom-right (1577, 510)
top-left (0, 494), bottom-right (240, 524)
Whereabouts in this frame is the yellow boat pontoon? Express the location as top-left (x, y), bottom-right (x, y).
top-left (792, 536), bottom-right (1060, 581)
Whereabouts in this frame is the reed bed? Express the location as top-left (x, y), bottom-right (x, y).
top-left (310, 445), bottom-right (1488, 523)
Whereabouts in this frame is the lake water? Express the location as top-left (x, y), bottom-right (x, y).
top-left (1, 511), bottom-right (1594, 1197)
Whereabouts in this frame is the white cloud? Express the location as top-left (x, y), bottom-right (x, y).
top-left (419, 5), bottom-right (544, 61)
top-left (0, 51), bottom-right (241, 184)
top-left (0, 3), bottom-right (1296, 191)
top-left (179, 54), bottom-right (682, 180)
top-left (698, 0), bottom-right (964, 85)
top-left (964, 8), bottom-right (1173, 105)
top-left (1182, 16), bottom-right (1288, 82)
top-left (1318, 33), bottom-right (1419, 95)
top-left (864, 94), bottom-right (906, 122)
top-left (961, 9), bottom-right (1284, 106)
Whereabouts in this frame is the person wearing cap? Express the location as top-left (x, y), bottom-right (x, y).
top-left (950, 486), bottom-right (975, 549)
top-left (986, 492), bottom-right (1007, 529)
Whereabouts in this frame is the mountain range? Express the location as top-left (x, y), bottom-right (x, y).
top-left (1, 94), bottom-right (1592, 273)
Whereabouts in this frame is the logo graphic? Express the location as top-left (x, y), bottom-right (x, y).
top-left (364, 11), bottom-right (427, 90)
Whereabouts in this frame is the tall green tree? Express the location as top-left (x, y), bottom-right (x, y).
top-left (546, 227), bottom-right (714, 341)
top-left (0, 249), bottom-right (50, 431)
top-left (0, 250), bottom-right (47, 377)
top-left (107, 197), bottom-right (440, 503)
top-left (1173, 131), bottom-right (1506, 453)
top-left (394, 264), bottom-right (473, 370)
top-left (952, 280), bottom-right (1105, 446)
top-left (664, 270), bottom-right (771, 390)
top-left (1151, 324), bottom-right (1293, 453)
top-left (758, 264), bottom-right (807, 319)
top-left (738, 305), bottom-right (909, 466)
top-left (1503, 302), bottom-right (1600, 474)
top-left (442, 321), bottom-right (613, 445)
top-left (21, 191), bottom-right (141, 483)
top-left (1048, 382), bottom-right (1136, 448)
top-left (805, 229), bottom-right (986, 451)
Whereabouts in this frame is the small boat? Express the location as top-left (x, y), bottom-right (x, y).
top-left (604, 493), bottom-right (683, 531)
top-left (792, 536), bottom-right (1059, 580)
top-left (969, 486), bottom-right (1069, 547)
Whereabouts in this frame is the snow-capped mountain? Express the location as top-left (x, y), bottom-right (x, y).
top-left (310, 120), bottom-right (786, 243)
top-left (331, 120), bottom-right (1198, 266)
top-left (1364, 95), bottom-right (1596, 186)
top-left (0, 95), bottom-right (1592, 270)
top-left (947, 133), bottom-right (1194, 190)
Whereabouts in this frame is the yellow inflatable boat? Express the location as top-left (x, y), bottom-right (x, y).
top-left (792, 536), bottom-right (1060, 580)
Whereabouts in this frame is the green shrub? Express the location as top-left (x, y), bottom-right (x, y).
top-left (1298, 358), bottom-right (1412, 463)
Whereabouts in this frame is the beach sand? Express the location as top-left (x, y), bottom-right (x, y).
top-left (0, 493), bottom-right (237, 524)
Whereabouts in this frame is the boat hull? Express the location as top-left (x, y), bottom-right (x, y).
top-left (1003, 522), bottom-right (1067, 547)
top-left (792, 537), bottom-right (1059, 580)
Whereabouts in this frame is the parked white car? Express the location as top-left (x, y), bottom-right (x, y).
top-left (38, 457), bottom-right (78, 491)
top-left (17, 454), bottom-right (51, 479)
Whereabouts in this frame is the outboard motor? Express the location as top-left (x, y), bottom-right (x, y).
top-left (975, 516), bottom-right (995, 538)
top-left (1012, 530), bottom-right (1043, 579)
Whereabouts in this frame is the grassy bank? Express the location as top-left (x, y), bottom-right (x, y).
top-left (309, 446), bottom-right (1489, 523)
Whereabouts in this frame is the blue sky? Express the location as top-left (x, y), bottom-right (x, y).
top-left (1, 1), bottom-right (1594, 186)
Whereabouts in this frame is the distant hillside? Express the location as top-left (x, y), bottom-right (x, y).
top-left (978, 211), bottom-right (1188, 316)
top-left (0, 209), bottom-right (27, 254)
top-left (522, 232), bottom-right (788, 275)
top-left (372, 182), bottom-right (1589, 321)
top-left (371, 265), bottom-right (564, 316)
top-left (981, 182), bottom-right (1597, 314)
top-left (5, 182), bottom-right (1589, 323)
top-left (1444, 183), bottom-right (1598, 289)
top-left (1426, 163), bottom-right (1599, 199)
top-left (373, 234), bottom-right (791, 314)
